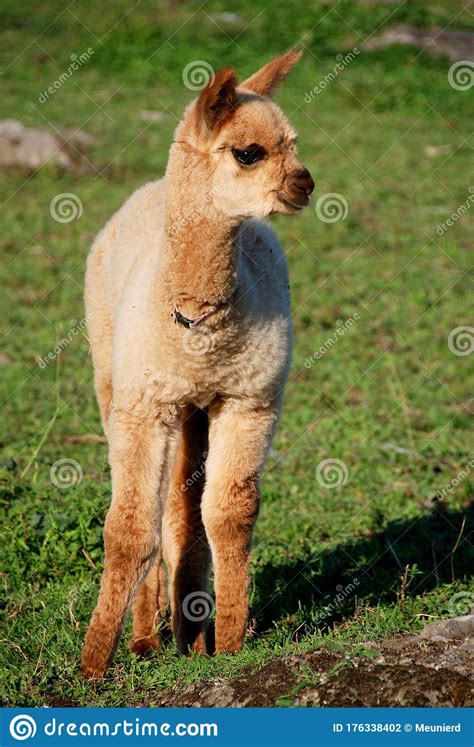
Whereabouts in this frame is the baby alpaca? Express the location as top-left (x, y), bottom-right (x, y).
top-left (81, 49), bottom-right (314, 678)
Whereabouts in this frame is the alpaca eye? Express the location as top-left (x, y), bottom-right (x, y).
top-left (232, 145), bottom-right (266, 166)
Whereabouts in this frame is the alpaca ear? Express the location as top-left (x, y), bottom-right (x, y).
top-left (240, 48), bottom-right (302, 97)
top-left (195, 67), bottom-right (238, 132)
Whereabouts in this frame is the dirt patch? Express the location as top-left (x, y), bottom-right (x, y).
top-left (151, 635), bottom-right (473, 708)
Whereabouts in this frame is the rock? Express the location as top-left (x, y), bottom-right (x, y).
top-left (419, 614), bottom-right (474, 641)
top-left (139, 110), bottom-right (171, 124)
top-left (378, 442), bottom-right (423, 458)
top-left (0, 120), bottom-right (71, 170)
top-left (147, 636), bottom-right (473, 709)
top-left (424, 145), bottom-right (453, 158)
top-left (48, 635), bottom-right (473, 708)
top-left (208, 13), bottom-right (244, 28)
top-left (362, 25), bottom-right (474, 62)
top-left (459, 638), bottom-right (474, 652)
top-left (59, 127), bottom-right (95, 148)
top-left (0, 120), bottom-right (94, 172)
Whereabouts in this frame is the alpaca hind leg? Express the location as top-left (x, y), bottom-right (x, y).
top-left (130, 556), bottom-right (167, 655)
top-left (163, 406), bottom-right (210, 655)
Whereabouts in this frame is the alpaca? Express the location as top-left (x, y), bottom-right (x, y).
top-left (81, 48), bottom-right (314, 678)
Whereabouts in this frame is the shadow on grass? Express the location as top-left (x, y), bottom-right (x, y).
top-left (252, 504), bottom-right (474, 634)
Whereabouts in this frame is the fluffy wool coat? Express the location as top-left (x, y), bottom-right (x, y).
top-left (81, 49), bottom-right (314, 678)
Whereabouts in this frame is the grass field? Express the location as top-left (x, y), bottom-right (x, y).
top-left (1, 0), bottom-right (473, 706)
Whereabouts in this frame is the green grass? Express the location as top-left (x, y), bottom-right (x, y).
top-left (1, 0), bottom-right (473, 706)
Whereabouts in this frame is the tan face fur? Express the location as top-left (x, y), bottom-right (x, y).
top-left (173, 49), bottom-right (315, 220)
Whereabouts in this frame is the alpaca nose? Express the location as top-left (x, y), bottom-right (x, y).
top-left (291, 167), bottom-right (315, 196)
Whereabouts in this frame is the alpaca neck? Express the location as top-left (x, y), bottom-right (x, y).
top-left (161, 145), bottom-right (240, 317)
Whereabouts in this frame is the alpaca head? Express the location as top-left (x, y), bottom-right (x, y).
top-left (172, 49), bottom-right (314, 219)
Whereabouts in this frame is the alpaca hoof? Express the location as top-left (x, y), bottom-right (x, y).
top-left (130, 635), bottom-right (160, 656)
top-left (214, 641), bottom-right (243, 655)
top-left (80, 657), bottom-right (107, 679)
top-left (191, 631), bottom-right (207, 655)
top-left (176, 627), bottom-right (207, 656)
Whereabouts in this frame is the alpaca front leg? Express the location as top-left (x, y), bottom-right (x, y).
top-left (81, 413), bottom-right (175, 678)
top-left (201, 403), bottom-right (278, 653)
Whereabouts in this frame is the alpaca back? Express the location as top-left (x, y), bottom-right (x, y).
top-left (86, 180), bottom-right (166, 317)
